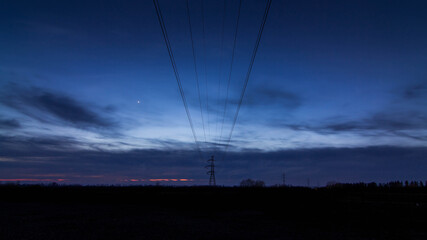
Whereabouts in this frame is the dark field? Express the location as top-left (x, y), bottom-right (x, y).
top-left (1, 185), bottom-right (426, 240)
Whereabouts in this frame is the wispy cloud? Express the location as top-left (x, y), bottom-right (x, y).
top-left (0, 134), bottom-right (82, 154)
top-left (23, 21), bottom-right (84, 40)
top-left (277, 83), bottom-right (427, 143)
top-left (0, 118), bottom-right (20, 129)
top-left (230, 86), bottom-right (302, 110)
top-left (403, 83), bottom-right (427, 100)
top-left (0, 84), bottom-right (116, 130)
top-left (322, 112), bottom-right (427, 132)
top-left (283, 110), bottom-right (427, 142)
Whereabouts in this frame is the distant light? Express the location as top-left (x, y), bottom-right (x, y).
top-left (137, 100), bottom-right (140, 104)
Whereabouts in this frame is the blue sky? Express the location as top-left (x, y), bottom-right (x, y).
top-left (1, 0), bottom-right (427, 186)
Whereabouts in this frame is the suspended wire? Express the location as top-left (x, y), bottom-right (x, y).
top-left (201, 0), bottom-right (210, 147)
top-left (153, 0), bottom-right (203, 160)
top-left (221, 0), bottom-right (272, 161)
top-left (213, 0), bottom-right (227, 156)
top-left (218, 0), bottom-right (242, 155)
top-left (186, 0), bottom-right (207, 146)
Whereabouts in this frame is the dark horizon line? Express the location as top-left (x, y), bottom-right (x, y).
top-left (1, 180), bottom-right (426, 188)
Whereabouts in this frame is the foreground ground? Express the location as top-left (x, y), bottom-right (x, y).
top-left (0, 185), bottom-right (426, 239)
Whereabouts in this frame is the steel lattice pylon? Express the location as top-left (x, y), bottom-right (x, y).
top-left (206, 156), bottom-right (216, 186)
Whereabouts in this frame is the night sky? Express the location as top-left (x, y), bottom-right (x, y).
top-left (1, 0), bottom-right (427, 186)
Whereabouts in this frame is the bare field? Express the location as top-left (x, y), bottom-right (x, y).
top-left (1, 185), bottom-right (426, 239)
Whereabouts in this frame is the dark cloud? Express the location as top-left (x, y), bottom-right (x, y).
top-left (392, 131), bottom-right (427, 141)
top-left (210, 86), bottom-right (302, 112)
top-left (1, 134), bottom-right (426, 185)
top-left (33, 92), bottom-right (112, 127)
top-left (323, 112), bottom-right (427, 132)
top-left (0, 118), bottom-right (20, 129)
top-left (240, 87), bottom-right (302, 109)
top-left (404, 83), bottom-right (427, 100)
top-left (283, 83), bottom-right (427, 140)
top-left (0, 134), bottom-right (204, 183)
top-left (0, 135), bottom-right (82, 155)
top-left (276, 82), bottom-right (427, 139)
top-left (282, 111), bottom-right (427, 142)
top-left (0, 84), bottom-right (115, 129)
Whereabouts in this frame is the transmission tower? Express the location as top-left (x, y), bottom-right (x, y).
top-left (206, 156), bottom-right (216, 186)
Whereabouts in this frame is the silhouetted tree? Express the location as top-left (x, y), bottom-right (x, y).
top-left (240, 179), bottom-right (255, 187)
top-left (326, 181), bottom-right (342, 188)
top-left (240, 179), bottom-right (265, 187)
top-left (387, 181), bottom-right (403, 188)
top-left (255, 180), bottom-right (265, 187)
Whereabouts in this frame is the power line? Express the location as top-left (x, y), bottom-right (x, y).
top-left (186, 0), bottom-right (207, 145)
top-left (221, 0), bottom-right (272, 161)
top-left (201, 0), bottom-right (210, 146)
top-left (214, 0), bottom-right (227, 156)
top-left (153, 0), bottom-right (203, 160)
top-left (218, 0), bottom-right (242, 156)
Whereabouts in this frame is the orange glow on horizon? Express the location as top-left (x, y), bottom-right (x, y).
top-left (149, 179), bottom-right (170, 182)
